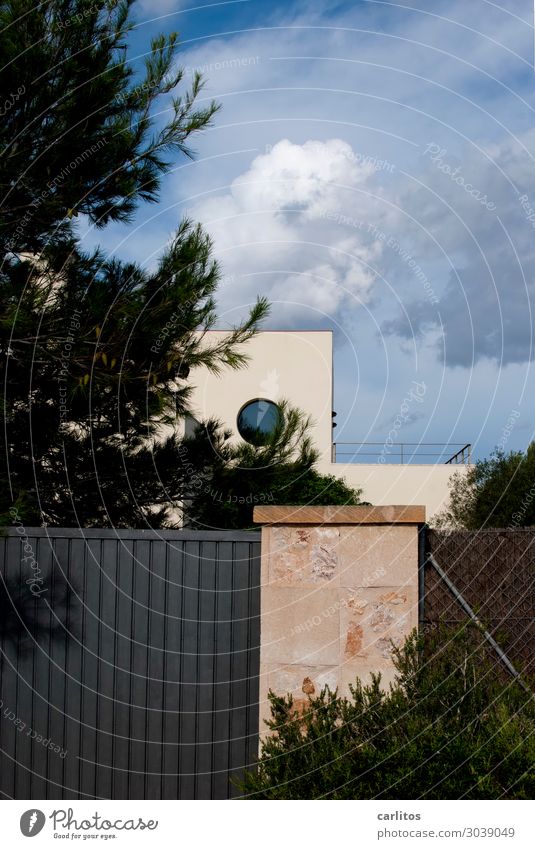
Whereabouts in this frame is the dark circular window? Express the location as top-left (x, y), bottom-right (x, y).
top-left (237, 398), bottom-right (282, 446)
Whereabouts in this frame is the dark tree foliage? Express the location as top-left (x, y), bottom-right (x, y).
top-left (183, 402), bottom-right (363, 529)
top-left (0, 0), bottom-right (219, 253)
top-left (434, 443), bottom-right (535, 529)
top-left (240, 628), bottom-right (535, 800)
top-left (0, 0), bottom-right (269, 527)
top-left (2, 220), bottom-right (267, 526)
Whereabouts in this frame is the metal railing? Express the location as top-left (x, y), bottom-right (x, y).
top-left (332, 442), bottom-right (472, 465)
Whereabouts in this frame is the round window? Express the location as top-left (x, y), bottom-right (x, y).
top-left (237, 399), bottom-right (282, 446)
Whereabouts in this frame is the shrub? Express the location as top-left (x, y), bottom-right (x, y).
top-left (240, 628), bottom-right (535, 799)
top-left (433, 443), bottom-right (535, 529)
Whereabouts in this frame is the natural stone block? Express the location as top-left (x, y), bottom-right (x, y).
top-left (339, 586), bottom-right (418, 661)
top-left (267, 525), bottom-right (341, 587)
top-left (338, 525), bottom-right (417, 588)
top-left (337, 658), bottom-right (399, 697)
top-left (261, 586), bottom-right (340, 665)
top-left (259, 662), bottom-right (339, 732)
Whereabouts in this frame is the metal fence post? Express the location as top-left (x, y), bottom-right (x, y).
top-left (418, 523), bottom-right (427, 630)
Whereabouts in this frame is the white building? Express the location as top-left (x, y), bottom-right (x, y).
top-left (187, 330), bottom-right (471, 520)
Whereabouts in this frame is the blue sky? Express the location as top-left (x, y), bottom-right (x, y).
top-left (80, 0), bottom-right (535, 461)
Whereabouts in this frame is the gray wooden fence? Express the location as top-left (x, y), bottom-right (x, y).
top-left (0, 527), bottom-right (261, 800)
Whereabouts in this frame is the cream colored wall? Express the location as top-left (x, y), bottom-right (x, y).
top-left (188, 330), bottom-right (334, 458)
top-left (316, 458), bottom-right (465, 522)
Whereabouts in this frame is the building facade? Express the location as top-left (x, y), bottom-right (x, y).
top-left (187, 330), bottom-right (470, 520)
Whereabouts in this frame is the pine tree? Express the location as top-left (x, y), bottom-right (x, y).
top-left (183, 402), bottom-right (362, 529)
top-left (0, 0), bottom-right (218, 253)
top-left (0, 1), bottom-right (268, 526)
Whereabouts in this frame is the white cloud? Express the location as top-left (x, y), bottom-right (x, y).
top-left (187, 139), bottom-right (387, 324)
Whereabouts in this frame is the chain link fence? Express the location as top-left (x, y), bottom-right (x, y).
top-left (424, 529), bottom-right (535, 675)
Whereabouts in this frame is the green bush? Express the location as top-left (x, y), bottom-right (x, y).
top-left (240, 629), bottom-right (535, 799)
top-left (433, 443), bottom-right (535, 529)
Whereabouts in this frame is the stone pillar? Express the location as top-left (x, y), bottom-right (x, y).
top-left (253, 505), bottom-right (425, 730)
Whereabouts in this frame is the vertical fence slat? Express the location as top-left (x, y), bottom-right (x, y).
top-left (145, 540), bottom-right (167, 801)
top-left (161, 540), bottom-right (182, 800)
top-left (0, 536), bottom-right (22, 800)
top-left (112, 538), bottom-right (135, 800)
top-left (196, 541), bottom-right (217, 799)
top-left (178, 540), bottom-right (200, 800)
top-left (13, 532), bottom-right (33, 802)
top-left (79, 538), bottom-right (102, 798)
top-left (46, 536), bottom-right (70, 799)
top-left (229, 541), bottom-right (251, 792)
top-left (212, 540), bottom-right (233, 799)
top-left (28, 535), bottom-right (54, 799)
top-left (95, 537), bottom-right (119, 799)
top-left (63, 537), bottom-right (85, 799)
top-left (129, 539), bottom-right (151, 800)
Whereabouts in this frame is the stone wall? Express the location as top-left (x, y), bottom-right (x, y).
top-left (254, 505), bottom-right (424, 730)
